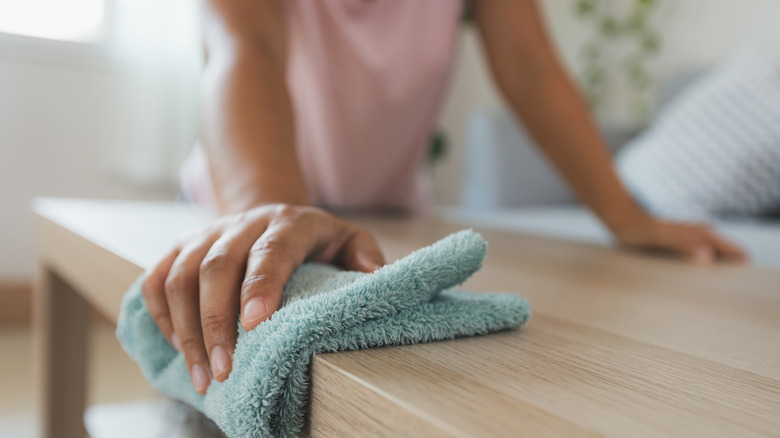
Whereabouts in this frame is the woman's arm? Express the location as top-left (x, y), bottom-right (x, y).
top-left (201, 0), bottom-right (307, 213)
top-left (141, 0), bottom-right (385, 396)
top-left (474, 0), bottom-right (745, 262)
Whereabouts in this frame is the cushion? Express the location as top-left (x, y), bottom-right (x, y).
top-left (617, 44), bottom-right (780, 221)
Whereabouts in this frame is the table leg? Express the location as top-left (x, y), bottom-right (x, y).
top-left (34, 267), bottom-right (90, 438)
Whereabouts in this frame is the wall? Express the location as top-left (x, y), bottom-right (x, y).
top-left (0, 37), bottom-right (181, 282)
top-left (1, 0), bottom-right (779, 282)
top-left (433, 0), bottom-right (780, 205)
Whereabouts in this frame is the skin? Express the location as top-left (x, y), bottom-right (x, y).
top-left (471, 0), bottom-right (746, 262)
top-left (142, 0), bottom-right (746, 395)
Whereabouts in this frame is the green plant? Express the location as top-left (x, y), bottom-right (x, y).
top-left (575, 0), bottom-right (661, 120)
top-left (426, 129), bottom-right (448, 204)
top-left (427, 130), bottom-right (448, 167)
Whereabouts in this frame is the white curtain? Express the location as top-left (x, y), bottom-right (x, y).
top-left (106, 0), bottom-right (202, 188)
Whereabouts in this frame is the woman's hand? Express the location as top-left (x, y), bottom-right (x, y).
top-left (613, 217), bottom-right (747, 264)
top-left (140, 204), bottom-right (385, 394)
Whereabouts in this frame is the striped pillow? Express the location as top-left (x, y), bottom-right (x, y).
top-left (617, 45), bottom-right (780, 221)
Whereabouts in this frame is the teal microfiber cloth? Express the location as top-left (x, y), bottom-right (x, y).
top-left (116, 230), bottom-right (531, 438)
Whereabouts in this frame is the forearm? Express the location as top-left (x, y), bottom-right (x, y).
top-left (202, 28), bottom-right (308, 214)
top-left (501, 66), bottom-right (650, 232)
top-left (475, 0), bottom-right (651, 234)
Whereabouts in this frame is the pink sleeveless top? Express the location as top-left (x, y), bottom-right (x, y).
top-left (180, 0), bottom-right (462, 212)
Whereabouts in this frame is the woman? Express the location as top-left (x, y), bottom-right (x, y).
top-left (142, 0), bottom-right (745, 396)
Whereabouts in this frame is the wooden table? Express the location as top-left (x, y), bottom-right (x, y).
top-left (33, 198), bottom-right (780, 438)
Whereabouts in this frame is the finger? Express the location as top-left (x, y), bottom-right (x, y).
top-left (200, 219), bottom-right (268, 381)
top-left (676, 240), bottom-right (716, 265)
top-left (706, 231), bottom-right (748, 262)
top-left (648, 224), bottom-right (718, 264)
top-left (240, 222), bottom-right (316, 332)
top-left (141, 248), bottom-right (180, 349)
top-left (165, 236), bottom-right (219, 394)
top-left (648, 228), bottom-right (713, 264)
top-left (689, 245), bottom-right (716, 265)
top-left (337, 227), bottom-right (385, 273)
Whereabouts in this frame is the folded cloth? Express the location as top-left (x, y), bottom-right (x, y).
top-left (116, 230), bottom-right (531, 438)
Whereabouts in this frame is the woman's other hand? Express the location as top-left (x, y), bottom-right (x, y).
top-left (614, 217), bottom-right (747, 264)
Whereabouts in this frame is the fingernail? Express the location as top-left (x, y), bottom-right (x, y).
top-left (243, 298), bottom-right (268, 326)
top-left (191, 364), bottom-right (209, 393)
top-left (358, 254), bottom-right (382, 273)
top-left (171, 333), bottom-right (181, 351)
top-left (694, 247), bottom-right (713, 264)
top-left (211, 345), bottom-right (231, 378)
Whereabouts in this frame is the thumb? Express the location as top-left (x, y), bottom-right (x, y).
top-left (340, 228), bottom-right (385, 273)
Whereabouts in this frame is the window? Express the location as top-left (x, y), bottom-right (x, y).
top-left (0, 0), bottom-right (105, 43)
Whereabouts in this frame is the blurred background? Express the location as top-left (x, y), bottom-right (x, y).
top-left (1, 0), bottom-right (779, 436)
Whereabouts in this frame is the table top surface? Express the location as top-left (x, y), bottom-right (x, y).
top-left (33, 198), bottom-right (780, 437)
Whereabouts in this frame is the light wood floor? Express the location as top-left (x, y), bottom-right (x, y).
top-left (0, 315), bottom-right (156, 437)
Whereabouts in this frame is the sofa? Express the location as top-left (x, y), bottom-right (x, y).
top-left (443, 73), bottom-right (780, 269)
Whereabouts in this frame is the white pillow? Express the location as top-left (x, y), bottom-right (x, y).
top-left (617, 45), bottom-right (780, 221)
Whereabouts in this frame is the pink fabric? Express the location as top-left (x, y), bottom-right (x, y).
top-left (180, 0), bottom-right (462, 213)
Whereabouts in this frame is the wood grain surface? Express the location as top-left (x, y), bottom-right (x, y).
top-left (33, 199), bottom-right (780, 437)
